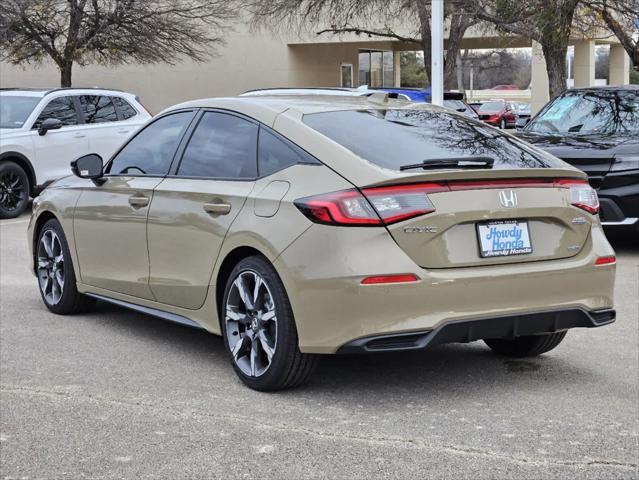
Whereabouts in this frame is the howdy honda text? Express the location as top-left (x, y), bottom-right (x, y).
top-left (477, 220), bottom-right (533, 258)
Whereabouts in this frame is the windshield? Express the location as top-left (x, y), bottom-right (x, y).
top-left (526, 90), bottom-right (639, 135)
top-left (478, 101), bottom-right (505, 113)
top-left (444, 100), bottom-right (467, 111)
top-left (303, 109), bottom-right (563, 171)
top-left (0, 96), bottom-right (41, 129)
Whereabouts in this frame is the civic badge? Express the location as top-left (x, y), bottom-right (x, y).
top-left (498, 190), bottom-right (518, 208)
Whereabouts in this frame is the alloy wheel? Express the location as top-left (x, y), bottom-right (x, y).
top-left (225, 270), bottom-right (277, 378)
top-left (37, 230), bottom-right (65, 305)
top-left (0, 171), bottom-right (26, 213)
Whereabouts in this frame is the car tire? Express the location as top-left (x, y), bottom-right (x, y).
top-left (0, 161), bottom-right (30, 219)
top-left (499, 118), bottom-right (506, 129)
top-left (221, 255), bottom-right (319, 391)
top-left (36, 218), bottom-right (95, 314)
top-left (484, 331), bottom-right (567, 357)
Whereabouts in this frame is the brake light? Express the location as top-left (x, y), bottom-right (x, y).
top-left (295, 184), bottom-right (443, 226)
top-left (295, 178), bottom-right (599, 226)
top-left (559, 179), bottom-right (599, 214)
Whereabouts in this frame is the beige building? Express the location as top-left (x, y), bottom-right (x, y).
top-left (0, 21), bottom-right (632, 113)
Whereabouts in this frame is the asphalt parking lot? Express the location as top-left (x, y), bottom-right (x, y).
top-left (1, 213), bottom-right (637, 479)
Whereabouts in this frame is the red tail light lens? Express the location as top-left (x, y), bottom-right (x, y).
top-left (559, 179), bottom-right (599, 214)
top-left (295, 184), bottom-right (444, 226)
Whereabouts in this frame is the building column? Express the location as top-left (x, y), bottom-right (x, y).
top-left (531, 41), bottom-right (549, 115)
top-left (573, 40), bottom-right (595, 88)
top-left (609, 44), bottom-right (630, 86)
top-left (394, 51), bottom-right (401, 87)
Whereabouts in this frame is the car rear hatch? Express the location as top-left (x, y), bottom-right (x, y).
top-left (360, 170), bottom-right (596, 269)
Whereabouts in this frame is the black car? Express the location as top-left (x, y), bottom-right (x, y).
top-left (519, 86), bottom-right (638, 229)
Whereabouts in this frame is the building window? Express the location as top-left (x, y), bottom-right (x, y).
top-left (341, 63), bottom-right (353, 87)
top-left (358, 50), bottom-right (395, 88)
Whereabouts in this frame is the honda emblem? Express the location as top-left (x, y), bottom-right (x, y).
top-left (498, 190), bottom-right (518, 208)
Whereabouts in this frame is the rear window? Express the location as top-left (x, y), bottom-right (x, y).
top-left (113, 97), bottom-right (138, 120)
top-left (303, 109), bottom-right (562, 170)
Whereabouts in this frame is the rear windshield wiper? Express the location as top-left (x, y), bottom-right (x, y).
top-left (399, 156), bottom-right (495, 171)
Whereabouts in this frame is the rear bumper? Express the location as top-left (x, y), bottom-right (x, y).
top-left (337, 308), bottom-right (615, 353)
top-left (275, 223), bottom-right (615, 354)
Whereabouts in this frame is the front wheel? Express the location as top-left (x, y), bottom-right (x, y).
top-left (484, 331), bottom-right (567, 357)
top-left (499, 118), bottom-right (506, 129)
top-left (36, 219), bottom-right (95, 314)
top-left (221, 256), bottom-right (318, 391)
top-left (0, 161), bottom-right (30, 219)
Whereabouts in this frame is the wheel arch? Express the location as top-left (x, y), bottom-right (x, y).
top-left (214, 246), bottom-right (268, 330)
top-left (31, 210), bottom-right (60, 273)
top-left (0, 151), bottom-right (36, 195)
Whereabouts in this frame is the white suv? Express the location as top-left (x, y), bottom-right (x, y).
top-left (0, 88), bottom-right (151, 218)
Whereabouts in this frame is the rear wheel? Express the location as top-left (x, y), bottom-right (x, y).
top-left (499, 118), bottom-right (506, 129)
top-left (0, 161), bottom-right (30, 219)
top-left (37, 219), bottom-right (95, 314)
top-left (221, 256), bottom-right (318, 391)
top-left (484, 331), bottom-right (567, 357)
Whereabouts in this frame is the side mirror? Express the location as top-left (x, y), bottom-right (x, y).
top-left (71, 154), bottom-right (105, 185)
top-left (38, 118), bottom-right (63, 136)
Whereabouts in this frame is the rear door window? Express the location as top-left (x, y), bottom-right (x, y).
top-left (79, 95), bottom-right (118, 123)
top-left (177, 112), bottom-right (258, 179)
top-left (303, 109), bottom-right (563, 170)
top-left (33, 96), bottom-right (78, 128)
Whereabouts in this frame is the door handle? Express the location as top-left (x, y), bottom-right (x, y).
top-left (117, 129), bottom-right (131, 134)
top-left (128, 195), bottom-right (150, 207)
top-left (203, 202), bottom-right (231, 215)
top-left (74, 133), bottom-right (87, 138)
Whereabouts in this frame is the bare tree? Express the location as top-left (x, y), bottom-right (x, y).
top-left (465, 0), bottom-right (584, 100)
top-left (0, 0), bottom-right (241, 87)
top-left (587, 0), bottom-right (639, 70)
top-left (251, 0), bottom-right (477, 89)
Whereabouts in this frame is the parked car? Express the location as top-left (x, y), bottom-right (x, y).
top-left (0, 87), bottom-right (151, 218)
top-left (477, 100), bottom-right (518, 129)
top-left (468, 102), bottom-right (484, 113)
top-left (519, 86), bottom-right (638, 228)
top-left (515, 103), bottom-right (532, 129)
top-left (29, 95), bottom-right (615, 391)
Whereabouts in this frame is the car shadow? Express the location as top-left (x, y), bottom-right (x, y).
top-left (86, 301), bottom-right (599, 396)
top-left (604, 227), bottom-right (638, 254)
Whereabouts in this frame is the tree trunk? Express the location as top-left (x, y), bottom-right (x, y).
top-left (417, 2), bottom-right (432, 84)
top-left (455, 52), bottom-right (464, 91)
top-left (542, 44), bottom-right (568, 100)
top-left (59, 61), bottom-right (73, 87)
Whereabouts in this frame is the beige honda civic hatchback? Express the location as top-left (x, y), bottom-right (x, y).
top-left (28, 95), bottom-right (616, 391)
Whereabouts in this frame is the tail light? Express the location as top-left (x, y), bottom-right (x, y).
top-left (295, 178), bottom-right (599, 227)
top-left (294, 184), bottom-right (445, 226)
top-left (558, 179), bottom-right (599, 214)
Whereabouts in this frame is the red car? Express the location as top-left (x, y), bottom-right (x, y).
top-left (477, 100), bottom-right (518, 129)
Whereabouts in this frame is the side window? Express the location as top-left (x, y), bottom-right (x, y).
top-left (107, 111), bottom-right (193, 176)
top-left (177, 112), bottom-right (258, 179)
top-left (113, 97), bottom-right (138, 120)
top-left (258, 127), bottom-right (319, 177)
top-left (33, 97), bottom-right (78, 129)
top-left (79, 96), bottom-right (118, 123)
